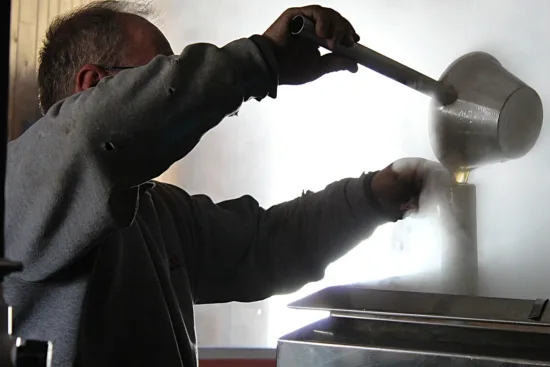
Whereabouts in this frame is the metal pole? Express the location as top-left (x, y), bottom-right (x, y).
top-left (289, 15), bottom-right (458, 106)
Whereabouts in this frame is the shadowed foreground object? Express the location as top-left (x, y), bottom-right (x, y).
top-left (291, 13), bottom-right (544, 300)
top-left (290, 15), bottom-right (458, 105)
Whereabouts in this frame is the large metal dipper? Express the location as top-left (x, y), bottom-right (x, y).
top-left (290, 16), bottom-right (543, 174)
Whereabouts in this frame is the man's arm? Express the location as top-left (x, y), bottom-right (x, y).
top-left (154, 174), bottom-right (388, 304)
top-left (5, 37), bottom-right (277, 281)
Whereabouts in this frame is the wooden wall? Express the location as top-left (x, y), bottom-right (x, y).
top-left (9, 0), bottom-right (95, 140)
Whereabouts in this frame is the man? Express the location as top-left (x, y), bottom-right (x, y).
top-left (5, 1), bottom-right (442, 366)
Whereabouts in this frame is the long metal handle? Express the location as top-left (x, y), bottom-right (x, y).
top-left (289, 16), bottom-right (458, 106)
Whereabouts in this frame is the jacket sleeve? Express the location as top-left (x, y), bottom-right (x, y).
top-left (5, 37), bottom-right (278, 282)
top-left (178, 173), bottom-right (389, 304)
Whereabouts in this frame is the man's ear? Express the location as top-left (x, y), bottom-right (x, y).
top-left (75, 64), bottom-right (109, 92)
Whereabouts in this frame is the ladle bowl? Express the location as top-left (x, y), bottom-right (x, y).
top-left (429, 52), bottom-right (543, 172)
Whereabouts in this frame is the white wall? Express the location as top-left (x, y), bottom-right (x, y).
top-left (153, 0), bottom-right (550, 348)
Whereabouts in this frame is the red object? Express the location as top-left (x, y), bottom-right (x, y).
top-left (200, 360), bottom-right (276, 367)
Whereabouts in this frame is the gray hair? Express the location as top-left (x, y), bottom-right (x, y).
top-left (37, 1), bottom-right (154, 114)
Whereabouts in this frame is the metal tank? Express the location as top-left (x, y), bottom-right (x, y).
top-left (277, 286), bottom-right (550, 367)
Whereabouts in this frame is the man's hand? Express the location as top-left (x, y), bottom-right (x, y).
top-left (371, 158), bottom-right (453, 221)
top-left (263, 5), bottom-right (360, 85)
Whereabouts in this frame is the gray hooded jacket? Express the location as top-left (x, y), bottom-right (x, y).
top-left (4, 36), bottom-right (386, 366)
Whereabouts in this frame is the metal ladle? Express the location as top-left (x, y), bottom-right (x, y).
top-left (290, 15), bottom-right (544, 173)
top-left (290, 15), bottom-right (544, 296)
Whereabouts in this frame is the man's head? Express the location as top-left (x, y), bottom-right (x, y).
top-left (37, 1), bottom-right (173, 114)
